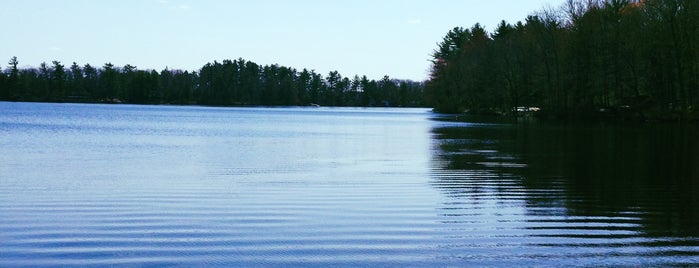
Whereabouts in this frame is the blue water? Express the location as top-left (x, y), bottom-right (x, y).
top-left (0, 102), bottom-right (697, 266)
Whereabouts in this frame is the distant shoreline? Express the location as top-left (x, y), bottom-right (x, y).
top-left (4, 100), bottom-right (698, 126)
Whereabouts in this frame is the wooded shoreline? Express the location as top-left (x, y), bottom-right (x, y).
top-left (2, 0), bottom-right (696, 124)
top-left (426, 0), bottom-right (698, 122)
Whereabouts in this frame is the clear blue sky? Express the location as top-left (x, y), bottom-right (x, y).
top-left (1, 0), bottom-right (567, 81)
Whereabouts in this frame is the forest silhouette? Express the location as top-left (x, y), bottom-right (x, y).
top-left (426, 0), bottom-right (698, 121)
top-left (0, 57), bottom-right (425, 108)
top-left (1, 0), bottom-right (697, 121)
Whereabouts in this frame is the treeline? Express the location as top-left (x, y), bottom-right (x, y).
top-left (426, 0), bottom-right (698, 119)
top-left (0, 57), bottom-right (426, 107)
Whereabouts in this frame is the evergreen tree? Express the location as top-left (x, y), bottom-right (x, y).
top-left (68, 62), bottom-right (85, 99)
top-left (38, 62), bottom-right (51, 100)
top-left (4, 56), bottom-right (20, 100)
top-left (82, 64), bottom-right (99, 100)
top-left (99, 63), bottom-right (120, 101)
top-left (50, 61), bottom-right (66, 101)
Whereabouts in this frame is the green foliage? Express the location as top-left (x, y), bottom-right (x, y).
top-left (427, 0), bottom-right (699, 118)
top-left (0, 57), bottom-right (425, 108)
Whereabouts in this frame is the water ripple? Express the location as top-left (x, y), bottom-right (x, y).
top-left (1, 103), bottom-right (697, 266)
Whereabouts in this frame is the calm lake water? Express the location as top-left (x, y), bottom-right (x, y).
top-left (1, 102), bottom-right (697, 267)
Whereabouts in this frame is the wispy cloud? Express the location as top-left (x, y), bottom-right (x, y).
top-left (178, 4), bottom-right (191, 10)
top-left (49, 46), bottom-right (63, 52)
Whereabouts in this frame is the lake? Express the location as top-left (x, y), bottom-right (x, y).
top-left (0, 102), bottom-right (697, 267)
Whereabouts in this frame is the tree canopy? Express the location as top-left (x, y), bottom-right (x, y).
top-left (0, 58), bottom-right (426, 108)
top-left (426, 0), bottom-right (698, 120)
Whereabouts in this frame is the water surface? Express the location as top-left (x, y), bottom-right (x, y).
top-left (0, 102), bottom-right (697, 266)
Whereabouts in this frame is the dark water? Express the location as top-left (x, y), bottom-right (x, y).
top-left (0, 102), bottom-right (697, 266)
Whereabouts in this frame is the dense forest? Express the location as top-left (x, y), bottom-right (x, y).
top-left (0, 57), bottom-right (426, 107)
top-left (2, 0), bottom-right (697, 120)
top-left (426, 0), bottom-right (698, 120)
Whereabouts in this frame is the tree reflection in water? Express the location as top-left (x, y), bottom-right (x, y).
top-left (430, 117), bottom-right (699, 239)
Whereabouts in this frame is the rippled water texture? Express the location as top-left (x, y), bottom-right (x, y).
top-left (0, 102), bottom-right (697, 266)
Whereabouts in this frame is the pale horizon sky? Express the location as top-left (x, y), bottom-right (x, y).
top-left (2, 0), bottom-right (568, 81)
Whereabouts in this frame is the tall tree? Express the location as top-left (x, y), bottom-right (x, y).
top-left (427, 27), bottom-right (471, 112)
top-left (82, 64), bottom-right (98, 100)
top-left (99, 63), bottom-right (120, 101)
top-left (68, 62), bottom-right (85, 99)
top-left (296, 69), bottom-right (312, 105)
top-left (50, 61), bottom-right (66, 101)
top-left (4, 56), bottom-right (20, 100)
top-left (38, 62), bottom-right (51, 100)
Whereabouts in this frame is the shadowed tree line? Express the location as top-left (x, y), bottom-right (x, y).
top-left (427, 0), bottom-right (698, 121)
top-left (0, 57), bottom-right (426, 107)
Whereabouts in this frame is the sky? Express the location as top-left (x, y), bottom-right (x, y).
top-left (1, 0), bottom-right (568, 81)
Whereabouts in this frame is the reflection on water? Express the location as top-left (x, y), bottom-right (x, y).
top-left (0, 102), bottom-right (697, 266)
top-left (430, 116), bottom-right (699, 265)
